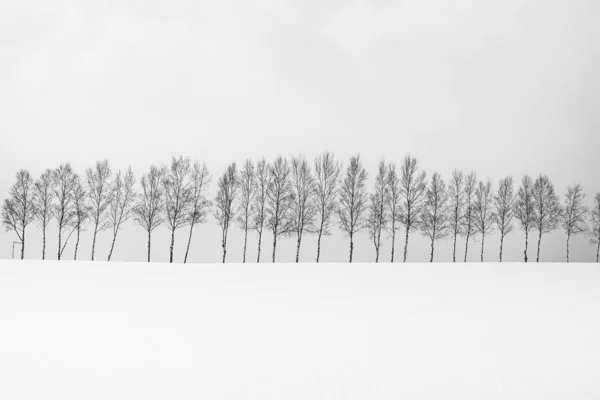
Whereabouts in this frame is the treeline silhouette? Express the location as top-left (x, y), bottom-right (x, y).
top-left (3, 153), bottom-right (600, 263)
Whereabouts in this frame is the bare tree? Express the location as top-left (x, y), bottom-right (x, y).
top-left (420, 172), bottom-right (449, 262)
top-left (237, 159), bottom-right (255, 263)
top-left (590, 193), bottom-right (600, 263)
top-left (290, 155), bottom-right (317, 263)
top-left (399, 155), bottom-right (427, 262)
top-left (267, 156), bottom-right (295, 262)
top-left (385, 162), bottom-right (402, 262)
top-left (134, 165), bottom-right (165, 262)
top-left (448, 169), bottom-right (465, 262)
top-left (314, 151), bottom-right (341, 263)
top-left (338, 155), bottom-right (368, 263)
top-left (2, 170), bottom-right (35, 259)
top-left (367, 160), bottom-right (389, 262)
top-left (532, 175), bottom-right (561, 263)
top-left (494, 176), bottom-right (515, 262)
top-left (461, 171), bottom-right (477, 262)
top-left (215, 163), bottom-right (239, 263)
top-left (72, 175), bottom-right (89, 261)
top-left (163, 156), bottom-right (192, 263)
top-left (184, 161), bottom-right (212, 263)
top-left (514, 175), bottom-right (535, 262)
top-left (52, 164), bottom-right (77, 260)
top-left (473, 180), bottom-right (495, 262)
top-left (33, 169), bottom-right (54, 260)
top-left (253, 158), bottom-right (270, 262)
top-left (86, 160), bottom-right (112, 261)
top-left (561, 184), bottom-right (589, 262)
top-left (107, 167), bottom-right (136, 261)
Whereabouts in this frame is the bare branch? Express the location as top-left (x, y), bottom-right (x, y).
top-left (338, 154), bottom-right (368, 263)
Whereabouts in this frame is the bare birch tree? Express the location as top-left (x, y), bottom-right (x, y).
top-left (448, 169), bottom-right (465, 262)
top-left (338, 155), bottom-right (368, 263)
top-left (385, 162), bottom-right (402, 262)
top-left (72, 175), bottom-right (89, 261)
top-left (514, 175), bottom-right (535, 262)
top-left (253, 158), bottom-right (270, 262)
top-left (107, 167), bottom-right (136, 261)
top-left (33, 169), bottom-right (54, 260)
top-left (532, 175), bottom-right (561, 263)
top-left (314, 151), bottom-right (341, 263)
top-left (215, 163), bottom-right (239, 263)
top-left (561, 184), bottom-right (588, 262)
top-left (473, 180), bottom-right (495, 262)
top-left (399, 155), bottom-right (427, 262)
top-left (1, 170), bottom-right (35, 259)
top-left (420, 172), bottom-right (449, 262)
top-left (163, 156), bottom-right (192, 263)
top-left (267, 156), bottom-right (295, 262)
top-left (367, 160), bottom-right (389, 262)
top-left (184, 160), bottom-right (212, 263)
top-left (52, 164), bottom-right (77, 260)
top-left (86, 160), bottom-right (112, 261)
top-left (291, 154), bottom-right (317, 263)
top-left (134, 165), bottom-right (165, 262)
top-left (590, 193), bottom-right (600, 263)
top-left (237, 159), bottom-right (255, 263)
top-left (494, 176), bottom-right (515, 262)
top-left (461, 171), bottom-right (477, 262)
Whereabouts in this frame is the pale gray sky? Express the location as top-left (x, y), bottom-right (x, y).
top-left (1, 0), bottom-right (599, 262)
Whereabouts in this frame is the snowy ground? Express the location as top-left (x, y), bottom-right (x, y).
top-left (0, 260), bottom-right (599, 399)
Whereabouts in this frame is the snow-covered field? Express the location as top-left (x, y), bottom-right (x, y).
top-left (0, 260), bottom-right (599, 399)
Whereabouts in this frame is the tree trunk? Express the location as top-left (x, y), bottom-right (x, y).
top-left (74, 226), bottom-right (81, 261)
top-left (566, 234), bottom-right (570, 263)
top-left (169, 227), bottom-right (176, 263)
top-left (480, 233), bottom-right (485, 262)
top-left (295, 231), bottom-right (302, 263)
top-left (42, 226), bottom-right (46, 260)
top-left (21, 227), bottom-right (25, 260)
top-left (349, 234), bottom-right (354, 263)
top-left (464, 231), bottom-right (470, 262)
top-left (242, 227), bottom-right (249, 263)
top-left (499, 233), bottom-right (504, 263)
top-left (596, 242), bottom-right (599, 263)
top-left (222, 224), bottom-right (228, 264)
top-left (107, 231), bottom-right (118, 262)
top-left (272, 233), bottom-right (277, 263)
top-left (536, 230), bottom-right (542, 263)
top-left (147, 230), bottom-right (151, 262)
top-left (524, 230), bottom-right (529, 262)
top-left (452, 231), bottom-right (457, 262)
top-left (403, 226), bottom-right (410, 262)
top-left (91, 221), bottom-right (99, 261)
top-left (256, 227), bottom-right (263, 263)
top-left (390, 229), bottom-right (395, 263)
top-left (57, 226), bottom-right (62, 261)
top-left (316, 224), bottom-right (324, 263)
top-left (430, 238), bottom-right (434, 263)
top-left (184, 224), bottom-right (195, 264)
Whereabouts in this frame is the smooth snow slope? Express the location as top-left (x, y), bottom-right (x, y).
top-left (0, 260), bottom-right (599, 399)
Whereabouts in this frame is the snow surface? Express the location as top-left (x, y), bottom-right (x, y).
top-left (0, 260), bottom-right (599, 399)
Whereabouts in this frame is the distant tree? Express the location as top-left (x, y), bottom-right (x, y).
top-left (215, 163), bottom-right (239, 263)
top-left (399, 155), bottom-right (427, 262)
top-left (420, 172), bottom-right (449, 262)
top-left (367, 160), bottom-right (389, 262)
top-left (291, 154), bottom-right (317, 263)
top-left (253, 158), bottom-right (270, 262)
top-left (1, 170), bottom-right (35, 260)
top-left (163, 156), bottom-right (192, 263)
top-left (266, 156), bottom-right (295, 262)
top-left (385, 162), bottom-right (402, 262)
top-left (514, 175), bottom-right (536, 262)
top-left (461, 171), bottom-right (477, 262)
top-left (134, 165), bottom-right (165, 262)
top-left (338, 155), bottom-right (369, 263)
top-left (107, 167), bottom-right (136, 261)
top-left (494, 176), bottom-right (515, 262)
top-left (72, 175), bottom-right (89, 261)
top-left (561, 184), bottom-right (589, 262)
top-left (33, 169), bottom-right (54, 260)
top-left (52, 164), bottom-right (77, 260)
top-left (314, 151), bottom-right (341, 263)
top-left (532, 175), bottom-right (561, 262)
top-left (237, 159), bottom-right (255, 263)
top-left (448, 169), bottom-right (465, 262)
top-left (184, 160), bottom-right (211, 263)
top-left (473, 180), bottom-right (495, 262)
top-left (590, 193), bottom-right (600, 263)
top-left (86, 160), bottom-right (112, 261)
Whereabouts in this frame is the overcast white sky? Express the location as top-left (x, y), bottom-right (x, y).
top-left (1, 0), bottom-right (599, 262)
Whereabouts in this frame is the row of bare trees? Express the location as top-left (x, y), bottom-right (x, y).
top-left (3, 153), bottom-right (600, 263)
